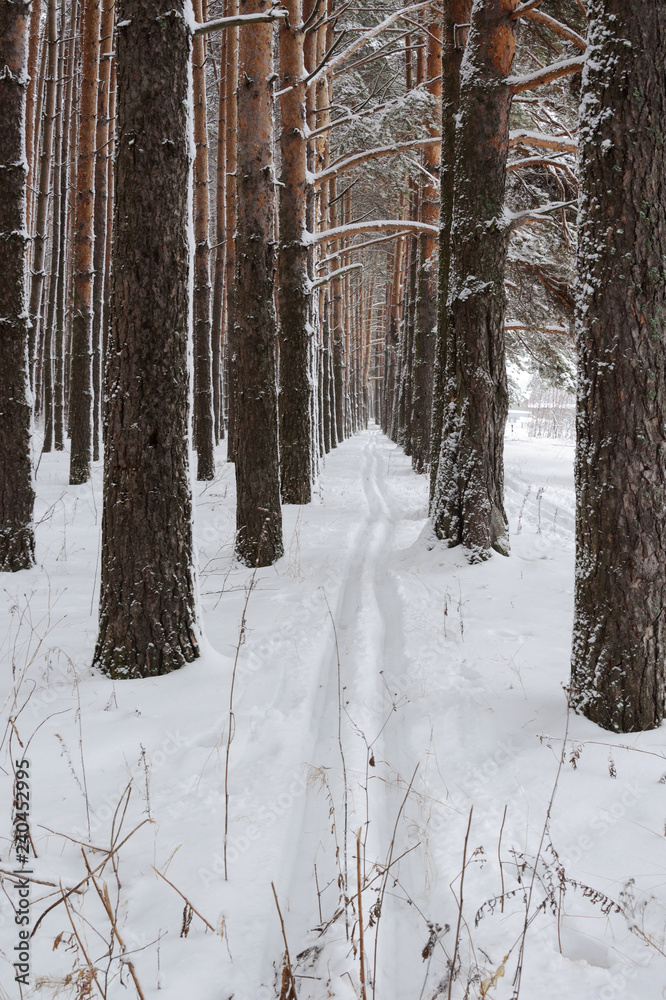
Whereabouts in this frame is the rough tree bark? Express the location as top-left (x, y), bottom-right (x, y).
top-left (431, 0), bottom-right (516, 561)
top-left (69, 0), bottom-right (100, 484)
top-left (0, 0), bottom-right (35, 571)
top-left (42, 6), bottom-right (67, 455)
top-left (192, 0), bottom-right (215, 481)
top-left (91, 0), bottom-right (114, 463)
top-left (27, 0), bottom-right (57, 391)
top-left (411, 16), bottom-right (442, 474)
top-left (54, 0), bottom-right (78, 452)
top-left (429, 0), bottom-right (472, 501)
top-left (211, 18), bottom-right (227, 443)
top-left (233, 0), bottom-right (283, 566)
top-left (93, 0), bottom-right (199, 677)
top-left (278, 0), bottom-right (313, 505)
top-left (224, 6), bottom-right (238, 461)
top-left (571, 0), bottom-right (666, 732)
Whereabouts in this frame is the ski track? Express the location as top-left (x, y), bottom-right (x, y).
top-left (274, 428), bottom-right (422, 998)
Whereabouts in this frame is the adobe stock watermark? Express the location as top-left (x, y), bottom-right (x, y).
top-left (12, 758), bottom-right (32, 986)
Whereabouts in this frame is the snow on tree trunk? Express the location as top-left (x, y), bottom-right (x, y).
top-left (0, 0), bottom-right (35, 572)
top-left (211, 22), bottom-right (227, 444)
top-left (233, 0), bottom-right (284, 566)
top-left (93, 0), bottom-right (199, 677)
top-left (430, 0), bottom-right (472, 501)
top-left (192, 0), bottom-right (215, 481)
top-left (27, 0), bottom-right (57, 393)
top-left (91, 0), bottom-right (114, 463)
top-left (69, 0), bottom-right (101, 485)
top-left (431, 0), bottom-right (516, 562)
top-left (278, 0), bottom-right (313, 505)
top-left (224, 9), bottom-right (238, 462)
top-left (571, 0), bottom-right (666, 732)
top-left (411, 16), bottom-right (442, 475)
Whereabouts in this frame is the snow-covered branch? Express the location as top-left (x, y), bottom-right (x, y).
top-left (316, 230), bottom-right (411, 267)
top-left (309, 219), bottom-right (438, 246)
top-left (193, 8), bottom-right (287, 37)
top-left (507, 55), bottom-right (585, 94)
top-left (509, 129), bottom-right (576, 153)
top-left (510, 0), bottom-right (546, 17)
top-left (311, 262), bottom-right (363, 288)
top-left (312, 136), bottom-right (440, 187)
top-left (505, 199), bottom-right (576, 232)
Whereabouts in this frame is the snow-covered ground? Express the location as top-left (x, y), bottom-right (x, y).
top-left (2, 427), bottom-right (666, 999)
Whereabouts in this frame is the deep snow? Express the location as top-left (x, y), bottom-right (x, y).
top-left (1, 427), bottom-right (666, 999)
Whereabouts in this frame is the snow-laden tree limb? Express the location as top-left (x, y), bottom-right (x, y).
top-left (309, 218), bottom-right (437, 245)
top-left (507, 55), bottom-right (585, 93)
top-left (315, 229), bottom-right (411, 267)
top-left (311, 262), bottom-right (362, 288)
top-left (505, 199), bottom-right (576, 232)
top-left (312, 136), bottom-right (440, 186)
top-left (193, 8), bottom-right (287, 37)
top-left (505, 324), bottom-right (572, 337)
top-left (510, 0), bottom-right (545, 17)
top-left (509, 129), bottom-right (576, 152)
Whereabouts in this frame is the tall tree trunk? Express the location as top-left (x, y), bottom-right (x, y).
top-left (54, 0), bottom-right (78, 452)
top-left (27, 0), bottom-right (57, 392)
top-left (24, 0), bottom-right (42, 239)
top-left (278, 0), bottom-right (313, 505)
top-left (69, 0), bottom-right (100, 485)
top-left (93, 1), bottom-right (199, 678)
top-left (411, 16), bottom-right (442, 474)
top-left (431, 0), bottom-right (516, 561)
top-left (430, 0), bottom-right (472, 501)
top-left (0, 0), bottom-right (35, 571)
top-left (225, 8), bottom-right (238, 461)
top-left (211, 18), bottom-right (227, 444)
top-left (571, 0), bottom-right (666, 732)
top-left (91, 0), bottom-right (114, 463)
top-left (233, 0), bottom-right (283, 566)
top-left (43, 10), bottom-right (66, 455)
top-left (192, 0), bottom-right (215, 481)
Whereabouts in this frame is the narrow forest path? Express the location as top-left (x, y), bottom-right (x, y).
top-left (2, 428), bottom-right (665, 1000)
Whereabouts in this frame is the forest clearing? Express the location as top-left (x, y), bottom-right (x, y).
top-left (2, 0), bottom-right (666, 996)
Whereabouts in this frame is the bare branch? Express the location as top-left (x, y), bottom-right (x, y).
top-left (520, 7), bottom-right (586, 50)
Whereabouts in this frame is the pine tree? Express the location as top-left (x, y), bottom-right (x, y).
top-left (192, 0), bottom-right (216, 481)
top-left (431, 0), bottom-right (517, 561)
top-left (571, 0), bottom-right (666, 732)
top-left (0, 0), bottom-right (35, 572)
top-left (233, 0), bottom-right (284, 566)
top-left (430, 0), bottom-right (472, 500)
top-left (93, 0), bottom-right (199, 677)
top-left (69, 0), bottom-right (101, 485)
top-left (278, 0), bottom-right (313, 505)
